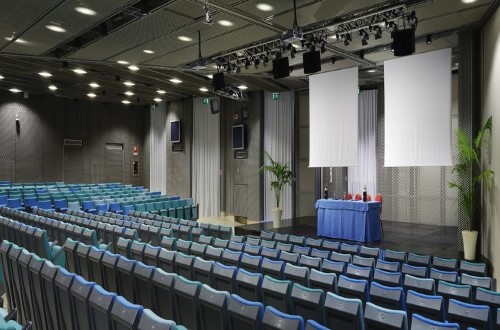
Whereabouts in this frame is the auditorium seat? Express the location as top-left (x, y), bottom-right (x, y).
top-left (370, 281), bottom-right (405, 311)
top-left (403, 274), bottom-right (435, 295)
top-left (54, 267), bottom-right (77, 329)
top-left (243, 243), bottom-right (262, 256)
top-left (305, 319), bottom-right (329, 330)
top-left (161, 236), bottom-right (177, 251)
top-left (137, 308), bottom-right (177, 329)
top-left (401, 263), bottom-right (428, 278)
top-left (429, 268), bottom-right (458, 284)
top-left (174, 252), bottom-right (195, 279)
top-left (299, 255), bottom-right (322, 270)
top-left (245, 237), bottom-right (261, 246)
top-left (214, 238), bottom-right (229, 249)
top-left (240, 253), bottom-right (263, 273)
top-left (353, 255), bottom-right (375, 268)
top-left (322, 240), bottom-right (340, 253)
top-left (115, 255), bottom-right (136, 302)
top-left (205, 246), bottom-right (223, 262)
top-left (230, 234), bottom-right (245, 243)
top-left (101, 252), bottom-right (119, 293)
top-left (198, 284), bottom-right (230, 330)
top-left (290, 283), bottom-right (325, 324)
top-left (116, 237), bottom-right (132, 259)
top-left (193, 257), bottom-right (214, 286)
top-left (261, 247), bottom-right (280, 260)
top-left (228, 241), bottom-right (245, 252)
top-left (321, 259), bottom-right (346, 277)
top-left (132, 262), bottom-right (156, 309)
top-left (340, 243), bottom-right (359, 256)
top-left (364, 302), bottom-right (408, 330)
top-left (276, 242), bottom-right (293, 253)
top-left (346, 263), bottom-right (373, 282)
top-left (235, 268), bottom-right (263, 302)
top-left (173, 276), bottom-right (202, 330)
top-left (459, 260), bottom-right (487, 277)
top-left (143, 244), bottom-right (161, 267)
top-left (111, 295), bottom-right (143, 330)
top-left (274, 233), bottom-right (290, 243)
top-left (75, 242), bottom-right (92, 280)
top-left (338, 275), bottom-right (370, 306)
top-left (410, 313), bottom-right (459, 330)
top-left (284, 264), bottom-right (310, 286)
top-left (324, 291), bottom-right (364, 329)
top-left (437, 280), bottom-right (472, 312)
top-left (385, 249), bottom-right (407, 265)
top-left (88, 246), bottom-right (105, 285)
top-left (190, 242), bottom-right (207, 259)
top-left (405, 290), bottom-right (445, 326)
top-left (151, 269), bottom-right (177, 321)
top-left (280, 251), bottom-right (300, 265)
top-left (460, 273), bottom-right (496, 292)
top-left (70, 275), bottom-right (96, 330)
top-left (289, 235), bottom-right (306, 246)
top-left (447, 299), bottom-right (491, 330)
top-left (261, 275), bottom-right (292, 313)
top-left (263, 305), bottom-right (304, 330)
top-left (228, 294), bottom-right (264, 330)
top-left (360, 246), bottom-right (380, 259)
top-left (219, 226), bottom-right (233, 240)
top-left (213, 262), bottom-right (237, 292)
top-left (331, 251), bottom-right (352, 264)
top-left (309, 269), bottom-right (338, 294)
top-left (375, 259), bottom-right (400, 272)
top-left (310, 248), bottom-right (330, 260)
top-left (474, 287), bottom-right (500, 324)
top-left (158, 249), bottom-right (176, 273)
top-left (260, 239), bottom-right (277, 249)
top-left (305, 238), bottom-right (323, 250)
top-left (261, 258), bottom-right (285, 279)
top-left (292, 245), bottom-right (311, 256)
top-left (89, 284), bottom-right (117, 329)
top-left (432, 256), bottom-right (458, 272)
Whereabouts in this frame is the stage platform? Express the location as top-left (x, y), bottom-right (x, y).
top-left (235, 216), bottom-right (458, 259)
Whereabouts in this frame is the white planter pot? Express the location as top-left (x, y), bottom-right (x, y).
top-left (272, 208), bottom-right (282, 228)
top-left (462, 230), bottom-right (478, 260)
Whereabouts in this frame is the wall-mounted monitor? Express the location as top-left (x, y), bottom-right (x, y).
top-left (210, 98), bottom-right (220, 114)
top-left (170, 120), bottom-right (181, 143)
top-left (232, 124), bottom-right (245, 150)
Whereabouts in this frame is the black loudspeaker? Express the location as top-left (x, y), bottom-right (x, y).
top-left (393, 29), bottom-right (415, 56)
top-left (210, 98), bottom-right (220, 114)
top-left (303, 51), bottom-right (321, 74)
top-left (272, 57), bottom-right (290, 79)
top-left (212, 72), bottom-right (225, 91)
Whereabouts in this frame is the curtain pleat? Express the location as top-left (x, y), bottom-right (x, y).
top-left (149, 103), bottom-right (167, 194)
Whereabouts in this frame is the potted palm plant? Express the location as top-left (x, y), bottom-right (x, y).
top-left (448, 116), bottom-right (494, 260)
top-left (260, 151), bottom-right (293, 228)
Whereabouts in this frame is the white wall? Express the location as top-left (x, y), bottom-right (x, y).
top-left (481, 6), bottom-right (500, 281)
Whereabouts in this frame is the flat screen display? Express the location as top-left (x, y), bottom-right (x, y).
top-left (232, 125), bottom-right (245, 150)
top-left (171, 120), bottom-right (181, 143)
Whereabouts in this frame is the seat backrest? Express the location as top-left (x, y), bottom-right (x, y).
top-left (293, 245), bottom-right (311, 256)
top-left (324, 291), bottom-right (364, 330)
top-left (346, 263), bottom-right (373, 282)
top-left (340, 243), bottom-right (359, 255)
top-left (101, 252), bottom-right (120, 293)
top-left (309, 269), bottom-right (337, 294)
top-left (410, 313), bottom-right (460, 330)
top-left (322, 259), bottom-right (346, 277)
top-left (284, 263), bottom-right (310, 287)
top-left (243, 244), bottom-right (262, 257)
top-left (447, 298), bottom-right (491, 330)
top-left (274, 233), bottom-right (290, 243)
top-left (338, 275), bottom-right (369, 305)
top-left (261, 258), bottom-right (285, 279)
top-left (137, 309), bottom-right (176, 330)
top-left (132, 262), bottom-right (156, 309)
top-left (151, 269), bottom-right (177, 321)
top-left (364, 302), bottom-right (408, 330)
top-left (290, 283), bottom-right (325, 324)
top-left (260, 239), bottom-right (276, 249)
top-left (89, 284), bottom-right (117, 330)
top-left (228, 294), bottom-right (264, 330)
top-left (206, 246), bottom-right (224, 262)
top-left (261, 247), bottom-right (280, 260)
top-left (437, 280), bottom-right (472, 306)
top-left (174, 252), bottom-right (195, 279)
top-left (474, 287), bottom-right (500, 325)
top-left (289, 235), bottom-right (306, 246)
top-left (276, 242), bottom-right (293, 253)
top-left (263, 305), bottom-right (305, 330)
top-left (310, 248), bottom-right (330, 260)
top-left (405, 289), bottom-right (445, 326)
top-left (111, 295), bottom-right (144, 330)
top-left (222, 249), bottom-right (242, 268)
top-left (193, 257), bottom-right (215, 286)
top-left (460, 273), bottom-right (494, 291)
top-left (261, 275), bottom-right (292, 313)
top-left (353, 255), bottom-right (375, 268)
top-left (459, 260), bottom-right (487, 277)
top-left (432, 257), bottom-right (458, 272)
top-left (198, 284), bottom-right (230, 330)
top-left (173, 276), bottom-right (202, 330)
top-left (402, 263), bottom-right (428, 278)
top-left (228, 241), bottom-right (245, 252)
top-left (359, 246), bottom-right (380, 259)
top-left (384, 250), bottom-right (407, 264)
top-left (375, 259), bottom-right (400, 273)
top-left (369, 281), bottom-right (405, 310)
top-left (429, 268), bottom-right (458, 284)
top-left (299, 255), bottom-right (322, 270)
top-left (213, 262), bottom-right (237, 292)
top-left (236, 268), bottom-right (263, 302)
top-left (403, 274), bottom-right (436, 295)
top-left (143, 245), bottom-right (161, 268)
top-left (246, 237), bottom-right (262, 246)
top-left (407, 253), bottom-right (431, 269)
top-left (54, 267), bottom-right (77, 329)
top-left (115, 255), bottom-right (136, 302)
top-left (70, 275), bottom-right (96, 330)
top-left (280, 251), bottom-right (300, 265)
top-left (240, 253), bottom-right (263, 273)
top-left (331, 251), bottom-right (352, 264)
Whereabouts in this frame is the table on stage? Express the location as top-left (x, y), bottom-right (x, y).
top-left (315, 199), bottom-right (381, 242)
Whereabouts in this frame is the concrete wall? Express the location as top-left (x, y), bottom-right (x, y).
top-left (0, 91), bottom-right (148, 186)
top-left (480, 6), bottom-right (500, 279)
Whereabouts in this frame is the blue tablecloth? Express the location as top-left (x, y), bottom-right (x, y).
top-left (316, 199), bottom-right (381, 242)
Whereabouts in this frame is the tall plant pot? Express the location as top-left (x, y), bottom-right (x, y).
top-left (462, 230), bottom-right (478, 260)
top-left (272, 208), bottom-right (282, 228)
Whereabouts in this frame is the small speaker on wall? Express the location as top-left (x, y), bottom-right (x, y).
top-left (210, 98), bottom-right (220, 114)
top-left (272, 57), bottom-right (290, 79)
top-left (393, 29), bottom-right (415, 56)
top-left (303, 51), bottom-right (321, 74)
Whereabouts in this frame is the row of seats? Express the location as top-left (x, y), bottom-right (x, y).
top-left (85, 236), bottom-right (500, 330)
top-left (0, 240), bottom-right (182, 330)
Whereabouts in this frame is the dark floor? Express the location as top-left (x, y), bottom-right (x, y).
top-left (235, 216), bottom-right (459, 259)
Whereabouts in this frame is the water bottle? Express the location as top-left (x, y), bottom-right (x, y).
top-left (362, 185), bottom-right (367, 202)
top-left (323, 186), bottom-right (328, 199)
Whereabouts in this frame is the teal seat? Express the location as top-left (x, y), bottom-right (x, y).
top-left (136, 203), bottom-right (146, 213)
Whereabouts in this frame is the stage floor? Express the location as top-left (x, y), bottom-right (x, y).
top-left (235, 216), bottom-right (458, 259)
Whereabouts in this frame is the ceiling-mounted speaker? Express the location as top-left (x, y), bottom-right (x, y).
top-left (213, 72), bottom-right (226, 91)
top-left (272, 57), bottom-right (290, 79)
top-left (393, 29), bottom-right (415, 56)
top-left (303, 51), bottom-right (321, 74)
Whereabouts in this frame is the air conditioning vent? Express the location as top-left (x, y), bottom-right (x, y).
top-left (64, 139), bottom-right (83, 146)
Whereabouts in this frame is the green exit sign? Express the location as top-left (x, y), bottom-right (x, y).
top-left (272, 92), bottom-right (280, 100)
top-left (203, 98), bottom-right (209, 104)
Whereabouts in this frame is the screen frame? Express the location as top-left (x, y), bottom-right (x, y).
top-left (170, 120), bottom-right (181, 143)
top-left (232, 124), bottom-right (245, 150)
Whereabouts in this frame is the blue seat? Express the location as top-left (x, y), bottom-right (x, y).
top-left (290, 283), bottom-right (325, 324)
top-left (109, 202), bottom-right (123, 214)
top-left (228, 294), bottom-right (264, 330)
top-left (70, 275), bottom-right (96, 330)
top-left (198, 284), bottom-right (230, 330)
top-left (364, 302), bottom-right (408, 330)
top-left (305, 319), bottom-right (329, 330)
top-left (429, 268), bottom-right (458, 284)
top-left (403, 274), bottom-right (435, 295)
top-left (369, 281), bottom-right (405, 311)
top-left (37, 200), bottom-right (54, 211)
top-left (263, 306), bottom-right (304, 330)
top-left (213, 262), bottom-right (237, 292)
top-left (0, 195), bottom-right (8, 206)
top-left (95, 203), bottom-right (108, 213)
top-left (54, 199), bottom-right (68, 213)
top-left (375, 259), bottom-right (400, 273)
top-left (23, 196), bottom-right (38, 210)
top-left (447, 299), bottom-right (491, 330)
top-left (324, 292), bottom-right (364, 330)
top-left (7, 198), bottom-right (23, 210)
top-left (89, 284), bottom-right (117, 329)
top-left (151, 269), bottom-right (177, 322)
top-left (474, 287), bottom-right (500, 326)
top-left (405, 290), bottom-right (445, 326)
top-left (410, 313), bottom-right (460, 330)
top-left (338, 275), bottom-right (369, 305)
top-left (82, 200), bottom-right (97, 214)
top-left (110, 295), bottom-right (144, 329)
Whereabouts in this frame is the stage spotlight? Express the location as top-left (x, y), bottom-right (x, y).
top-left (290, 51), bottom-right (295, 59)
top-left (335, 34), bottom-right (339, 41)
top-left (331, 56), bottom-right (336, 64)
top-left (362, 38), bottom-right (368, 46)
top-left (320, 41), bottom-right (327, 54)
top-left (374, 27), bottom-right (382, 39)
top-left (359, 50), bottom-right (365, 59)
top-left (254, 57), bottom-right (260, 66)
top-left (244, 58), bottom-right (251, 68)
top-left (426, 34), bottom-right (432, 44)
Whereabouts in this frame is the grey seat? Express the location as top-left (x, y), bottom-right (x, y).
top-left (310, 248), bottom-right (331, 260)
top-left (262, 306), bottom-right (304, 330)
top-left (246, 237), bottom-right (262, 246)
top-left (309, 269), bottom-right (338, 294)
top-left (243, 244), bottom-right (262, 256)
top-left (437, 280), bottom-right (472, 312)
top-left (137, 309), bottom-right (177, 330)
top-left (322, 240), bottom-right (340, 253)
top-left (405, 289), bottom-right (445, 327)
top-left (221, 249), bottom-right (242, 268)
top-left (460, 273), bottom-right (495, 292)
top-left (261, 275), bottom-right (292, 313)
top-left (110, 295), bottom-right (143, 330)
top-left (407, 252), bottom-right (431, 269)
top-left (260, 231), bottom-right (275, 240)
top-left (116, 255), bottom-right (136, 302)
top-left (373, 269), bottom-right (402, 287)
top-left (292, 245), bottom-right (311, 256)
top-left (88, 246), bottom-right (105, 286)
top-left (321, 259), bottom-right (346, 277)
top-left (364, 302), bottom-right (408, 330)
top-left (459, 260), bottom-right (487, 277)
top-left (447, 298), bottom-right (491, 330)
top-left (235, 268), bottom-right (263, 302)
top-left (190, 242), bottom-right (207, 259)
top-left (290, 283), bottom-right (325, 324)
top-left (432, 257), bottom-right (458, 272)
top-left (206, 246), bottom-right (224, 262)
top-left (151, 269), bottom-right (177, 321)
top-left (240, 253), bottom-right (263, 273)
top-left (330, 251), bottom-right (352, 264)
top-left (228, 241), bottom-right (245, 252)
top-left (289, 235), bottom-right (306, 246)
top-left (132, 262), bottom-right (156, 309)
top-left (299, 255), bottom-right (322, 271)
top-left (70, 275), bottom-right (96, 330)
top-left (369, 281), bottom-right (405, 310)
top-left (261, 258), bottom-right (285, 279)
top-left (340, 243), bottom-right (358, 255)
top-left (375, 259), bottom-right (400, 273)
top-left (260, 240), bottom-right (276, 249)
top-left (54, 267), bottom-right (77, 329)
top-left (346, 263), bottom-right (372, 282)
top-left (214, 238), bottom-right (229, 249)
top-left (403, 274), bottom-right (436, 295)
top-left (338, 275), bottom-right (369, 305)
top-left (174, 252), bottom-right (195, 280)
top-left (353, 255), bottom-right (375, 268)
top-left (161, 236), bottom-right (177, 251)
top-left (173, 276), bottom-right (202, 330)
top-left (130, 241), bottom-right (147, 263)
top-left (474, 287), bottom-right (500, 327)
top-left (193, 257), bottom-right (214, 286)
top-left (76, 242), bottom-right (92, 280)
top-left (324, 291), bottom-right (364, 330)
top-left (198, 284), bottom-right (230, 330)
top-left (359, 246), bottom-right (380, 259)
top-left (280, 251), bottom-right (300, 265)
top-left (101, 252), bottom-right (120, 293)
top-left (402, 263), bottom-right (428, 278)
top-left (227, 293), bottom-right (264, 330)
top-left (143, 245), bottom-right (161, 267)
top-left (305, 238), bottom-right (323, 250)
top-left (116, 237), bottom-right (132, 259)
top-left (213, 262), bottom-right (237, 292)
top-left (175, 239), bottom-right (192, 255)
top-left (274, 233), bottom-right (290, 243)
top-left (429, 268), bottom-right (458, 284)
top-left (384, 250), bottom-right (407, 265)
top-left (89, 284), bottom-right (117, 330)
top-left (260, 247), bottom-right (280, 260)
top-left (283, 263), bottom-right (310, 286)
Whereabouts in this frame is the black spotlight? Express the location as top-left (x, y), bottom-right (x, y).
top-left (331, 56), bottom-right (336, 65)
top-left (362, 38), bottom-right (368, 46)
top-left (426, 34), bottom-right (432, 44)
top-left (344, 38), bottom-right (350, 46)
top-left (244, 58), bottom-right (251, 69)
top-left (254, 57), bottom-right (260, 66)
top-left (335, 34), bottom-right (339, 41)
top-left (359, 50), bottom-right (365, 59)
top-left (320, 41), bottom-right (327, 54)
top-left (374, 27), bottom-right (382, 39)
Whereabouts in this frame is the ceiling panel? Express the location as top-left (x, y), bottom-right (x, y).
top-left (2, 0), bottom-right (135, 56)
top-left (412, 0), bottom-right (492, 20)
top-left (68, 9), bottom-right (192, 61)
top-left (0, 0), bottom-right (60, 50)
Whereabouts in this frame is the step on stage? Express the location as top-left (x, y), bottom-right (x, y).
top-left (235, 216), bottom-right (458, 259)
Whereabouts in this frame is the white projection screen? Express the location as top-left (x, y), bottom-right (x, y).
top-left (309, 67), bottom-right (359, 167)
top-left (384, 48), bottom-right (452, 167)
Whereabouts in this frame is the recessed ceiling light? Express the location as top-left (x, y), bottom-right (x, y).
top-left (38, 71), bottom-right (52, 77)
top-left (206, 74), bottom-right (213, 79)
top-left (73, 68), bottom-right (87, 74)
top-left (122, 100), bottom-right (131, 104)
top-left (461, 0), bottom-right (477, 3)
top-left (154, 98), bottom-right (162, 102)
top-left (238, 85), bottom-right (248, 90)
top-left (75, 6), bottom-right (97, 16)
top-left (46, 25), bottom-right (66, 33)
top-left (89, 82), bottom-right (100, 88)
top-left (87, 92), bottom-right (97, 98)
top-left (143, 49), bottom-right (155, 54)
top-left (128, 65), bottom-right (139, 71)
top-left (157, 90), bottom-right (166, 94)
top-left (0, 75), bottom-right (4, 79)
top-left (169, 78), bottom-right (182, 84)
top-left (125, 91), bottom-right (134, 96)
top-left (218, 20), bottom-right (234, 27)
top-left (5, 37), bottom-right (27, 44)
top-left (117, 60), bottom-right (129, 65)
top-left (48, 85), bottom-right (58, 91)
top-left (256, 3), bottom-right (274, 11)
top-left (367, 69), bottom-right (376, 73)
top-left (199, 87), bottom-right (209, 92)
top-left (9, 88), bottom-right (21, 93)
top-left (124, 81), bottom-right (135, 86)
top-left (178, 36), bottom-right (193, 42)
